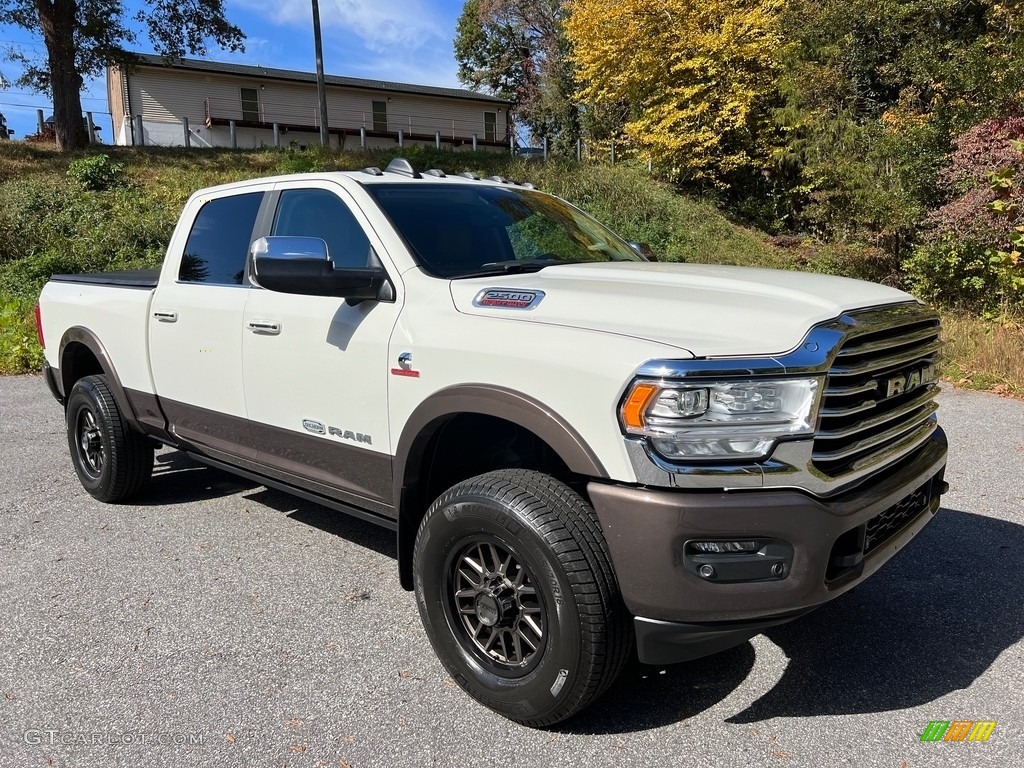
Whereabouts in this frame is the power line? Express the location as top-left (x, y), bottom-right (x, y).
top-left (0, 100), bottom-right (111, 116)
top-left (0, 89), bottom-right (109, 104)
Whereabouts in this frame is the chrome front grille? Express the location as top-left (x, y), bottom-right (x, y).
top-left (813, 306), bottom-right (942, 478)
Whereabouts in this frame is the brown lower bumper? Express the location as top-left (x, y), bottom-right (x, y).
top-left (589, 429), bottom-right (947, 639)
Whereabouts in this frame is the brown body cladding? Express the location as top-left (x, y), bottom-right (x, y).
top-left (128, 392), bottom-right (394, 515)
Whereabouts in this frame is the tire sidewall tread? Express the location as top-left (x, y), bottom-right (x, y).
top-left (65, 375), bottom-right (153, 503)
top-left (412, 469), bottom-right (632, 727)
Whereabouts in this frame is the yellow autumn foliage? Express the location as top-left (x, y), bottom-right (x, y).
top-left (566, 0), bottom-right (786, 184)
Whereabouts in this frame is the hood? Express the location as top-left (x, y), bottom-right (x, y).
top-left (449, 262), bottom-right (916, 357)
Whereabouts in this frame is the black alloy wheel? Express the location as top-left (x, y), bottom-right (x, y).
top-left (65, 375), bottom-right (153, 502)
top-left (413, 469), bottom-right (632, 727)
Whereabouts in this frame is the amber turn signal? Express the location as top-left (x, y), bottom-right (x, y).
top-left (621, 382), bottom-right (660, 431)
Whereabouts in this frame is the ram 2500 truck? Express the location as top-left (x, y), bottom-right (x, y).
top-left (37, 158), bottom-right (947, 726)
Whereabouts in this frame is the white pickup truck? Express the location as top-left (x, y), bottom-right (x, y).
top-left (37, 158), bottom-right (948, 726)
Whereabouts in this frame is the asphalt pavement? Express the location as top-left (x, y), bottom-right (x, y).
top-left (1, 374), bottom-right (1021, 767)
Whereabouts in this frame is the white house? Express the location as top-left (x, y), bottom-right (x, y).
top-left (106, 53), bottom-right (513, 151)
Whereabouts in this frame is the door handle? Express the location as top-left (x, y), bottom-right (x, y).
top-left (248, 320), bottom-right (281, 335)
top-left (153, 310), bottom-right (178, 322)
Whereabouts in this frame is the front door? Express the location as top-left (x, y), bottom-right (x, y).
top-left (241, 181), bottom-right (402, 512)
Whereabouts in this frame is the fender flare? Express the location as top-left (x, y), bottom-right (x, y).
top-left (393, 384), bottom-right (608, 589)
top-left (58, 326), bottom-right (141, 430)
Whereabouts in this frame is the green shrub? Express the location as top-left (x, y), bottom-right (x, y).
top-left (0, 300), bottom-right (44, 373)
top-left (903, 237), bottom-right (1004, 311)
top-left (67, 154), bottom-right (127, 191)
top-left (0, 180), bottom-right (172, 300)
top-left (276, 145), bottom-right (335, 174)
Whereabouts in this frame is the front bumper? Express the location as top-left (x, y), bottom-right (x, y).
top-left (588, 428), bottom-right (947, 664)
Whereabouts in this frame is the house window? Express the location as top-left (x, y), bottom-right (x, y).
top-left (484, 111), bottom-right (497, 142)
top-left (372, 100), bottom-right (388, 132)
top-left (240, 87), bottom-right (260, 122)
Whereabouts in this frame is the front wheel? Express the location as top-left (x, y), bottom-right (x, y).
top-left (65, 375), bottom-right (153, 502)
top-left (412, 469), bottom-right (632, 726)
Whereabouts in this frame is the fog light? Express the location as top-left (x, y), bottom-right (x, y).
top-left (684, 538), bottom-right (794, 583)
top-left (690, 540), bottom-right (761, 554)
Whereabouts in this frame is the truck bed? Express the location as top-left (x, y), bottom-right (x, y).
top-left (50, 269), bottom-right (160, 289)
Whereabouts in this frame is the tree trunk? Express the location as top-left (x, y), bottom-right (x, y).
top-left (36, 0), bottom-right (87, 151)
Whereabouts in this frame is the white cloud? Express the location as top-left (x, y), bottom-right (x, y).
top-left (240, 0), bottom-right (446, 53)
top-left (334, 44), bottom-right (462, 88)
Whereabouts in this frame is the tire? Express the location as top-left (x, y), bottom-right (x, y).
top-left (65, 375), bottom-right (153, 503)
top-left (412, 469), bottom-right (632, 726)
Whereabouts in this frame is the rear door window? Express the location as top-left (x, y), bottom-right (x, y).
top-left (179, 192), bottom-right (264, 285)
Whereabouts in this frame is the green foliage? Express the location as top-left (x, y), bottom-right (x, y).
top-left (766, 0), bottom-right (1024, 249)
top-left (0, 177), bottom-right (173, 299)
top-left (0, 299), bottom-right (44, 373)
top-left (520, 160), bottom-right (791, 266)
top-left (275, 145), bottom-right (335, 174)
top-left (903, 236), bottom-right (1002, 309)
top-left (66, 154), bottom-right (126, 191)
top-left (454, 0), bottom-right (530, 102)
top-left (904, 120), bottom-right (1024, 314)
top-left (568, 0), bottom-right (786, 187)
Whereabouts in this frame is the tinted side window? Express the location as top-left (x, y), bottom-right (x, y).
top-left (271, 189), bottom-right (373, 269)
top-left (179, 192), bottom-right (263, 285)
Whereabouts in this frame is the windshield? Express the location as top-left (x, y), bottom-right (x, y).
top-left (365, 183), bottom-right (644, 278)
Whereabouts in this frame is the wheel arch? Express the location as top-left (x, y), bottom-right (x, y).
top-left (394, 384), bottom-right (608, 590)
top-left (58, 326), bottom-right (141, 429)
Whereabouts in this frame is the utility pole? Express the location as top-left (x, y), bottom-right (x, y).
top-left (311, 0), bottom-right (330, 147)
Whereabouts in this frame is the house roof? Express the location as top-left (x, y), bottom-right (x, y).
top-left (125, 53), bottom-right (511, 106)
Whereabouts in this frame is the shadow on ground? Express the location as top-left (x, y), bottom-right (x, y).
top-left (134, 450), bottom-right (259, 505)
top-left (562, 507), bottom-right (1023, 732)
top-left (131, 457), bottom-right (1023, 734)
top-left (726, 507), bottom-right (1023, 723)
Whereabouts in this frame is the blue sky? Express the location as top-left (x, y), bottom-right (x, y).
top-left (0, 0), bottom-right (470, 141)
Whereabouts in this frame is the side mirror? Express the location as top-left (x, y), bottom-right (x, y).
top-left (628, 241), bottom-right (657, 262)
top-left (251, 236), bottom-right (391, 301)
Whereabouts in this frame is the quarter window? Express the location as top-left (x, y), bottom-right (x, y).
top-left (179, 192), bottom-right (264, 285)
top-left (271, 189), bottom-right (374, 269)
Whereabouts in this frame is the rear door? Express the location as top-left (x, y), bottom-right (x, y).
top-left (149, 188), bottom-right (266, 459)
top-left (241, 180), bottom-right (403, 513)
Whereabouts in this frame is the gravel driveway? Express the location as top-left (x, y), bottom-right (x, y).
top-left (1, 374), bottom-right (1021, 767)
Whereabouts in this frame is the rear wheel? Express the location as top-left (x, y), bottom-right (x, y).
top-left (66, 375), bottom-right (153, 502)
top-left (413, 469), bottom-right (632, 726)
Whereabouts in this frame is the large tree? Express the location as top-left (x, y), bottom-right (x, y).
top-left (567, 0), bottom-right (786, 185)
top-left (774, 0), bottom-right (1024, 243)
top-left (454, 0), bottom-right (579, 153)
top-left (1, 0), bottom-right (244, 150)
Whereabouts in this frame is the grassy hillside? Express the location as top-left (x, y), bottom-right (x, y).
top-left (1, 142), bottom-right (1021, 395)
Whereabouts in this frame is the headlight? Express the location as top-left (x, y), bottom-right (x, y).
top-left (619, 378), bottom-right (821, 460)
